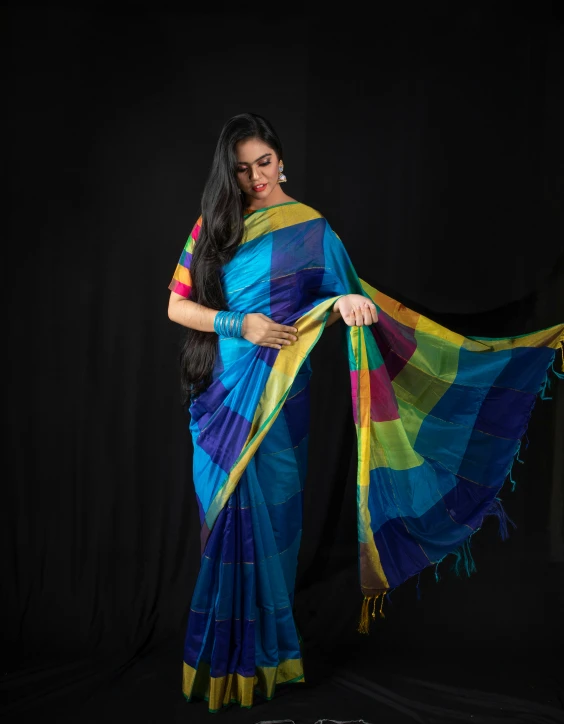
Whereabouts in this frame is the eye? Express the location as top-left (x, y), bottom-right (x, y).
top-left (236, 167), bottom-right (247, 173)
top-left (259, 161), bottom-right (271, 167)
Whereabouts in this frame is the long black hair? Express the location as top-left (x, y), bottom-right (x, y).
top-left (178, 112), bottom-right (284, 404)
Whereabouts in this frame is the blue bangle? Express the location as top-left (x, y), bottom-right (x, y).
top-left (234, 312), bottom-right (244, 337)
top-left (214, 311), bottom-right (246, 338)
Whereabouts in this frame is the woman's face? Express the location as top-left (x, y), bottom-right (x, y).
top-left (235, 138), bottom-right (281, 206)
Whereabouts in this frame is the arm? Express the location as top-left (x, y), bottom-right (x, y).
top-left (168, 291), bottom-right (218, 332)
top-left (168, 291), bottom-right (299, 349)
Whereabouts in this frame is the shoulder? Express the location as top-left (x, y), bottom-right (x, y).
top-left (293, 203), bottom-right (339, 234)
top-left (283, 201), bottom-right (328, 227)
top-left (293, 201), bottom-right (323, 218)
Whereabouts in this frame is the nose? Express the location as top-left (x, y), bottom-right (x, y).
top-left (250, 165), bottom-right (261, 180)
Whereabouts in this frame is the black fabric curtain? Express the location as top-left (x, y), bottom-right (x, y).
top-left (5, 6), bottom-right (564, 722)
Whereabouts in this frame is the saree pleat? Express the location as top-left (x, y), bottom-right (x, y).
top-left (182, 366), bottom-right (310, 710)
top-left (169, 201), bottom-right (564, 712)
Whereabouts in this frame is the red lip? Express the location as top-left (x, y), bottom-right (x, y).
top-left (252, 184), bottom-right (267, 192)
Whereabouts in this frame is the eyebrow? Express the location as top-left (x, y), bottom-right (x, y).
top-left (236, 153), bottom-right (272, 165)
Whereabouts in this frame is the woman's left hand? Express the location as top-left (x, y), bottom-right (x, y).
top-left (335, 294), bottom-right (378, 327)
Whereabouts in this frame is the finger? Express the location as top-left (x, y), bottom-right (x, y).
top-left (354, 307), bottom-right (363, 327)
top-left (371, 307), bottom-right (378, 323)
top-left (344, 310), bottom-right (356, 327)
top-left (275, 331), bottom-right (298, 341)
top-left (263, 343), bottom-right (282, 349)
top-left (342, 309), bottom-right (355, 326)
top-left (275, 324), bottom-right (299, 337)
top-left (271, 329), bottom-right (297, 342)
top-left (362, 304), bottom-right (373, 326)
top-left (267, 336), bottom-right (292, 346)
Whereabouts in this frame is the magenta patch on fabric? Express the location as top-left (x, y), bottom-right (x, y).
top-left (369, 365), bottom-right (401, 421)
top-left (372, 311), bottom-right (417, 381)
top-left (170, 280), bottom-right (191, 298)
top-left (350, 368), bottom-right (400, 424)
top-left (191, 222), bottom-right (201, 241)
top-left (350, 370), bottom-right (360, 424)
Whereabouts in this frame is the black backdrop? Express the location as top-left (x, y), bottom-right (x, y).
top-left (5, 4), bottom-right (564, 722)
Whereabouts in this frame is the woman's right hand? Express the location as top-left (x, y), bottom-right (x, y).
top-left (242, 314), bottom-right (298, 350)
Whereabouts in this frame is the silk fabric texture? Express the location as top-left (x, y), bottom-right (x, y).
top-left (168, 201), bottom-right (564, 713)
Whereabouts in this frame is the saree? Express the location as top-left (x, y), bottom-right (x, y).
top-left (168, 201), bottom-right (564, 713)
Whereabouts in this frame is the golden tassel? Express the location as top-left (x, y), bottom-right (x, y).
top-left (357, 596), bottom-right (372, 634)
top-left (358, 593), bottom-right (387, 634)
top-left (378, 592), bottom-right (386, 619)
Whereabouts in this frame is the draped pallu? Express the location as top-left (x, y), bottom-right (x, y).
top-left (168, 201), bottom-right (564, 713)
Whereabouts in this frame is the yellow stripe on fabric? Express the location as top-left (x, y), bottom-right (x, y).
top-left (408, 328), bottom-right (461, 383)
top-left (360, 277), bottom-right (564, 352)
top-left (416, 316), bottom-right (465, 350)
top-left (360, 279), bottom-right (420, 330)
top-left (393, 366), bottom-right (457, 415)
top-left (211, 673), bottom-right (254, 710)
top-left (352, 327), bottom-right (372, 457)
top-left (183, 661), bottom-right (208, 701)
top-left (417, 316), bottom-right (564, 352)
top-left (396, 397), bottom-right (427, 445)
top-left (351, 326), bottom-right (389, 591)
top-left (183, 659), bottom-right (304, 711)
top-left (462, 325), bottom-right (564, 352)
top-left (368, 419), bottom-right (425, 471)
top-left (392, 327), bottom-right (460, 412)
top-left (242, 202), bottom-right (323, 245)
top-left (173, 264), bottom-right (192, 286)
top-left (205, 296), bottom-right (340, 529)
top-left (255, 657), bottom-right (305, 697)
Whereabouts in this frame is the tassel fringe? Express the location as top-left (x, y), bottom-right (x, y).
top-left (357, 592), bottom-right (386, 634)
top-left (487, 497), bottom-right (516, 540)
top-left (507, 438), bottom-right (526, 491)
top-left (451, 538), bottom-right (477, 577)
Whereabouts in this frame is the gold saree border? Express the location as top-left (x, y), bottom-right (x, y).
top-left (242, 202), bottom-right (323, 245)
top-left (360, 278), bottom-right (564, 352)
top-left (350, 325), bottom-right (389, 594)
top-left (183, 658), bottom-right (304, 712)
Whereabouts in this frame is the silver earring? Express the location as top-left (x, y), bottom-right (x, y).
top-left (278, 162), bottom-right (287, 183)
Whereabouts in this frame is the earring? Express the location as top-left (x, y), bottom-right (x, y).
top-left (278, 162), bottom-right (287, 183)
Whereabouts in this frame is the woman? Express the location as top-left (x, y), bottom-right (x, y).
top-left (168, 113), bottom-right (564, 713)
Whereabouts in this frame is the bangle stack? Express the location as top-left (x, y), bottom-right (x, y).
top-left (214, 310), bottom-right (246, 338)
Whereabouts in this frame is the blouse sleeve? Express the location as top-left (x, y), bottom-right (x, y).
top-left (167, 216), bottom-right (202, 299)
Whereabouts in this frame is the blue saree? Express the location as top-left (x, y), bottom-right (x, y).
top-left (168, 200), bottom-right (564, 713)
